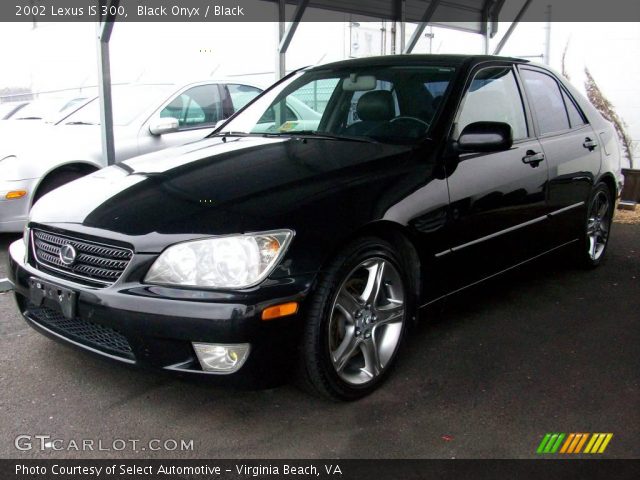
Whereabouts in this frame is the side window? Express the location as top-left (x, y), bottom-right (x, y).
top-left (521, 70), bottom-right (571, 135)
top-left (225, 84), bottom-right (262, 112)
top-left (562, 89), bottom-right (586, 128)
top-left (160, 84), bottom-right (222, 129)
top-left (455, 67), bottom-right (528, 141)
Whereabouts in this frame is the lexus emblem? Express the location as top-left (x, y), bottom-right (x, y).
top-left (59, 244), bottom-right (77, 266)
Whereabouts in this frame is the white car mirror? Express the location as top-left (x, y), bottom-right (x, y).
top-left (149, 117), bottom-right (179, 135)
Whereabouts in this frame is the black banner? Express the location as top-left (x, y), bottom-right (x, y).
top-left (3, 0), bottom-right (640, 23)
top-left (3, 459), bottom-right (640, 480)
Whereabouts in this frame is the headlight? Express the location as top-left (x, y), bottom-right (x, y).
top-left (144, 230), bottom-right (293, 288)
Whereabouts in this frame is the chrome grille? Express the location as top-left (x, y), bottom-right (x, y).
top-left (31, 229), bottom-right (133, 286)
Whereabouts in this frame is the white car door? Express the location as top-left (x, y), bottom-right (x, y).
top-left (137, 83), bottom-right (225, 155)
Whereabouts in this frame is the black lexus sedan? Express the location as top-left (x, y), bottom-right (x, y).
top-left (8, 55), bottom-right (622, 400)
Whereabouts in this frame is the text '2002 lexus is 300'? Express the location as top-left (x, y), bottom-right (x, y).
top-left (8, 55), bottom-right (622, 400)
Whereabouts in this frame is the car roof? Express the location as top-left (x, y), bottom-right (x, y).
top-left (309, 54), bottom-right (529, 71)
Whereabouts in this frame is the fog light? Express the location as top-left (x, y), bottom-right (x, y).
top-left (192, 342), bottom-right (250, 373)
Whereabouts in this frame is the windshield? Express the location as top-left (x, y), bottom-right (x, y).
top-left (13, 97), bottom-right (88, 122)
top-left (219, 65), bottom-right (456, 143)
top-left (62, 85), bottom-right (174, 126)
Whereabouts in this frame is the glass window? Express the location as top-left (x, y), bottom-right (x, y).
top-left (62, 85), bottom-right (174, 126)
top-left (225, 84), bottom-right (262, 112)
top-left (562, 89), bottom-right (586, 128)
top-left (346, 80), bottom-right (399, 126)
top-left (160, 84), bottom-right (222, 128)
top-left (291, 78), bottom-right (340, 115)
top-left (219, 65), bottom-right (456, 144)
top-left (521, 69), bottom-right (570, 135)
top-left (456, 67), bottom-right (528, 141)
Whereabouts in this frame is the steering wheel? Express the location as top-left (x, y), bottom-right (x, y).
top-left (390, 116), bottom-right (430, 128)
top-left (385, 116), bottom-right (430, 138)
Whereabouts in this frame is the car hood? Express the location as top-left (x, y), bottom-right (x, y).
top-left (1, 121), bottom-right (122, 166)
top-left (30, 135), bottom-right (417, 240)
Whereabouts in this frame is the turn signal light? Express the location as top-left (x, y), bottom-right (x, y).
top-left (262, 302), bottom-right (298, 321)
top-left (6, 190), bottom-right (27, 200)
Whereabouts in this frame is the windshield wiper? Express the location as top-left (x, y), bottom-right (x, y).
top-left (210, 131), bottom-right (252, 137)
top-left (265, 130), bottom-right (377, 144)
top-left (65, 121), bottom-right (98, 125)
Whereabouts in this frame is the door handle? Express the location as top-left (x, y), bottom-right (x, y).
top-left (522, 150), bottom-right (545, 167)
top-left (583, 137), bottom-right (598, 150)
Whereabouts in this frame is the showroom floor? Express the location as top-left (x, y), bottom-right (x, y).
top-left (1, 226), bottom-right (638, 459)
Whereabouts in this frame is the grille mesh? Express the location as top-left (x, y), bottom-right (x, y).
top-left (26, 304), bottom-right (134, 359)
top-left (31, 229), bottom-right (133, 286)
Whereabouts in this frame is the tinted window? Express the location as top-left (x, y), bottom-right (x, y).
top-left (226, 84), bottom-right (262, 111)
top-left (562, 89), bottom-right (586, 128)
top-left (521, 69), bottom-right (570, 135)
top-left (160, 84), bottom-right (222, 128)
top-left (346, 80), bottom-right (399, 126)
top-left (456, 67), bottom-right (528, 141)
top-left (221, 66), bottom-right (456, 143)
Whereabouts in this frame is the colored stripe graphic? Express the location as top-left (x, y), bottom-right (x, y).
top-left (537, 433), bottom-right (565, 454)
top-left (574, 433), bottom-right (589, 453)
top-left (539, 433), bottom-right (612, 454)
top-left (559, 434), bottom-right (575, 453)
top-left (537, 434), bottom-right (552, 454)
top-left (585, 433), bottom-right (614, 454)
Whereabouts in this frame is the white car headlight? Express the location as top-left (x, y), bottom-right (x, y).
top-left (145, 230), bottom-right (294, 288)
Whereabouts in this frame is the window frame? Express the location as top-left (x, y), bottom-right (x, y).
top-left (451, 62), bottom-right (533, 145)
top-left (517, 65), bottom-right (590, 139)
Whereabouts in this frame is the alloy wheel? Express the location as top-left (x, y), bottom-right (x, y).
top-left (586, 190), bottom-right (611, 261)
top-left (328, 257), bottom-right (405, 385)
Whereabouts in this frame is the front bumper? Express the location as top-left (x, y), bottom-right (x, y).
top-left (8, 238), bottom-right (314, 387)
top-left (0, 178), bottom-right (37, 232)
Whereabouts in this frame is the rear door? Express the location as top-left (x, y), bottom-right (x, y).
top-left (519, 67), bottom-right (601, 243)
top-left (442, 64), bottom-right (550, 291)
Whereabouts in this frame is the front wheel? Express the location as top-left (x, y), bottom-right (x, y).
top-left (298, 237), bottom-right (413, 400)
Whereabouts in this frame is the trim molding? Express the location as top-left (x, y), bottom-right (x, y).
top-left (435, 201), bottom-right (585, 257)
top-left (422, 239), bottom-right (580, 309)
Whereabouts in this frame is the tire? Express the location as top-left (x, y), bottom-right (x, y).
top-left (573, 182), bottom-right (614, 268)
top-left (33, 170), bottom-right (88, 203)
top-left (298, 236), bottom-right (415, 401)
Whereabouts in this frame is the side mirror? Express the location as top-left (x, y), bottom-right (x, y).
top-left (457, 121), bottom-right (513, 153)
top-left (149, 117), bottom-right (179, 136)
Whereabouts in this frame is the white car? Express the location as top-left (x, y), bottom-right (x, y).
top-left (0, 81), bottom-right (264, 232)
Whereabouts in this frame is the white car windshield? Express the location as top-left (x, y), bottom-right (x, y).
top-left (218, 64), bottom-right (456, 143)
top-left (12, 97), bottom-right (89, 123)
top-left (62, 85), bottom-right (174, 126)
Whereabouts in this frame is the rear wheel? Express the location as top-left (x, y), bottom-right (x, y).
top-left (574, 183), bottom-right (614, 268)
top-left (298, 237), bottom-right (413, 400)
